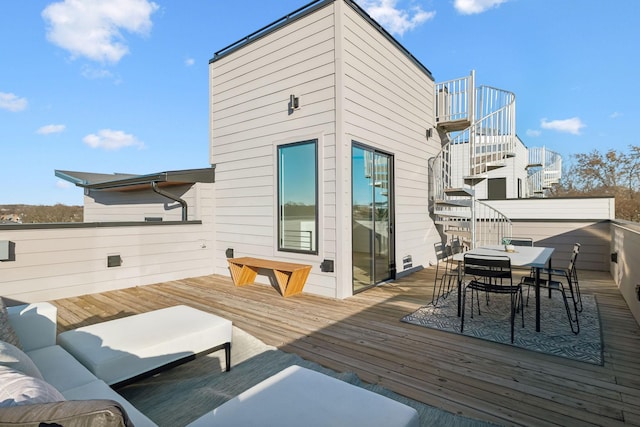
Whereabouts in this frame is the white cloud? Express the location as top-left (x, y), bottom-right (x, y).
top-left (360, 0), bottom-right (435, 36)
top-left (0, 92), bottom-right (28, 112)
top-left (81, 65), bottom-right (114, 79)
top-left (540, 117), bottom-right (586, 135)
top-left (37, 124), bottom-right (66, 134)
top-left (83, 129), bottom-right (145, 150)
top-left (56, 180), bottom-right (72, 189)
top-left (526, 129), bottom-right (541, 137)
top-left (185, 58), bottom-right (195, 67)
top-left (609, 111), bottom-right (622, 119)
top-left (42, 0), bottom-right (159, 63)
top-left (454, 0), bottom-right (509, 15)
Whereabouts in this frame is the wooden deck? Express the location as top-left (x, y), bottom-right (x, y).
top-left (51, 267), bottom-right (640, 426)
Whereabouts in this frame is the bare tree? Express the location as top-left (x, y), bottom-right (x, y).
top-left (553, 145), bottom-right (640, 222)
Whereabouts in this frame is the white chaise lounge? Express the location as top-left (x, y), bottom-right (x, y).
top-left (57, 305), bottom-right (233, 387)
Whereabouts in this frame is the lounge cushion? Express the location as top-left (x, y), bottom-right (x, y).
top-left (0, 366), bottom-right (65, 408)
top-left (0, 299), bottom-right (21, 349)
top-left (0, 341), bottom-right (43, 380)
top-left (187, 365), bottom-right (420, 427)
top-left (58, 305), bottom-right (232, 386)
top-left (0, 399), bottom-right (133, 427)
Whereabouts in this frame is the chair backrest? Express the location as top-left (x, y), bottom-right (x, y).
top-left (434, 242), bottom-right (447, 262)
top-left (464, 254), bottom-right (512, 281)
top-left (450, 238), bottom-right (462, 255)
top-left (501, 237), bottom-right (533, 247)
top-left (568, 243), bottom-right (581, 271)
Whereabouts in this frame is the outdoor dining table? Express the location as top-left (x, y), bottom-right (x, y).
top-left (453, 244), bottom-right (555, 332)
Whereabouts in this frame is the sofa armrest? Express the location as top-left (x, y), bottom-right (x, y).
top-left (7, 303), bottom-right (57, 351)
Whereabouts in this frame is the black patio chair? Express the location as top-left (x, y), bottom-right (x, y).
top-left (520, 243), bottom-right (581, 334)
top-left (461, 254), bottom-right (524, 343)
top-left (431, 242), bottom-right (448, 304)
top-left (432, 238), bottom-right (462, 305)
top-left (501, 237), bottom-right (534, 247)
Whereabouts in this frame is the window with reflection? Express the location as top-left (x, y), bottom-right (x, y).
top-left (278, 140), bottom-right (318, 254)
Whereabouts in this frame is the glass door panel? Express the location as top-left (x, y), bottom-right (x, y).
top-left (352, 144), bottom-right (394, 293)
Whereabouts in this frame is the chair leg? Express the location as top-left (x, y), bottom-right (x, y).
top-left (431, 263), bottom-right (441, 305)
top-left (572, 270), bottom-right (583, 313)
top-left (509, 291), bottom-right (516, 343)
top-left (558, 286), bottom-right (580, 334)
top-left (460, 287), bottom-right (467, 333)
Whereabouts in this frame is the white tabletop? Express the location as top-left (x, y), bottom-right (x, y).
top-left (453, 244), bottom-right (554, 269)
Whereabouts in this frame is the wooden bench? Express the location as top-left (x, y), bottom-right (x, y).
top-left (227, 257), bottom-right (312, 297)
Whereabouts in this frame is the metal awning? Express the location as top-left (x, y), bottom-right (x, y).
top-left (55, 167), bottom-right (215, 191)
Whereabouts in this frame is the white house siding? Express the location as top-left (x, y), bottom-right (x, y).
top-left (485, 197), bottom-right (615, 220)
top-left (482, 137), bottom-right (529, 199)
top-left (486, 197), bottom-right (615, 271)
top-left (339, 1), bottom-right (441, 288)
top-left (610, 221), bottom-right (640, 325)
top-left (209, 3), bottom-right (338, 297)
top-left (83, 183), bottom-right (213, 223)
top-left (462, 136), bottom-right (529, 200)
top-left (0, 222), bottom-right (214, 303)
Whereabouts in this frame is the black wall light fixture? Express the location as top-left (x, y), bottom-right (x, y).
top-left (288, 94), bottom-right (299, 114)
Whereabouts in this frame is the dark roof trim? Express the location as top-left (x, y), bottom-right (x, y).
top-left (55, 167), bottom-right (215, 190)
top-left (209, 0), bottom-right (434, 81)
top-left (0, 220), bottom-right (203, 231)
top-left (210, 0), bottom-right (332, 63)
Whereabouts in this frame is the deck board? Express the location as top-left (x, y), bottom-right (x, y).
top-left (50, 268), bottom-right (640, 426)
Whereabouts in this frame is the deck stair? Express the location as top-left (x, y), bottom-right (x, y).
top-left (431, 70), bottom-right (514, 248)
top-left (527, 146), bottom-right (562, 197)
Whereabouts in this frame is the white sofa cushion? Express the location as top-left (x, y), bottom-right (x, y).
top-left (58, 305), bottom-right (232, 386)
top-left (0, 366), bottom-right (65, 408)
top-left (26, 345), bottom-right (99, 393)
top-left (0, 340), bottom-right (43, 380)
top-left (0, 299), bottom-right (21, 349)
top-left (7, 302), bottom-right (57, 352)
top-left (187, 365), bottom-right (420, 427)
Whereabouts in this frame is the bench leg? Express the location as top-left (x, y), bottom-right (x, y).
top-left (229, 263), bottom-right (258, 286)
top-left (224, 342), bottom-right (231, 372)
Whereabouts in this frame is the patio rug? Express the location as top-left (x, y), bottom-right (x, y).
top-left (119, 327), bottom-right (497, 427)
top-left (401, 290), bottom-right (602, 365)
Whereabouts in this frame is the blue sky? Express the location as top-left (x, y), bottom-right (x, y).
top-left (1, 0), bottom-right (638, 205)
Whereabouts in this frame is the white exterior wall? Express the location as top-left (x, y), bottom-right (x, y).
top-left (210, 3), bottom-right (338, 297)
top-left (485, 197), bottom-right (615, 271)
top-left (484, 197), bottom-right (615, 220)
top-left (611, 221), bottom-right (640, 326)
top-left (339, 2), bottom-right (441, 285)
top-left (462, 137), bottom-right (529, 199)
top-left (0, 222), bottom-right (215, 303)
top-left (83, 183), bottom-right (213, 223)
top-left (209, 1), bottom-right (442, 298)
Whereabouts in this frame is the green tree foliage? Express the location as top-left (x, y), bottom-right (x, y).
top-left (551, 146), bottom-right (640, 221)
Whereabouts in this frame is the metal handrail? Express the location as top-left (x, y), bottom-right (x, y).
top-left (431, 72), bottom-right (515, 248)
top-left (527, 147), bottom-right (562, 196)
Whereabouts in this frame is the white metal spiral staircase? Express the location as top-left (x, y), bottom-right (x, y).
top-left (527, 146), bottom-right (562, 197)
top-left (430, 70), bottom-right (514, 248)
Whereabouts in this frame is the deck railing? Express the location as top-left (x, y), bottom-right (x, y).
top-left (474, 200), bottom-right (512, 247)
top-left (436, 74), bottom-right (473, 124)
